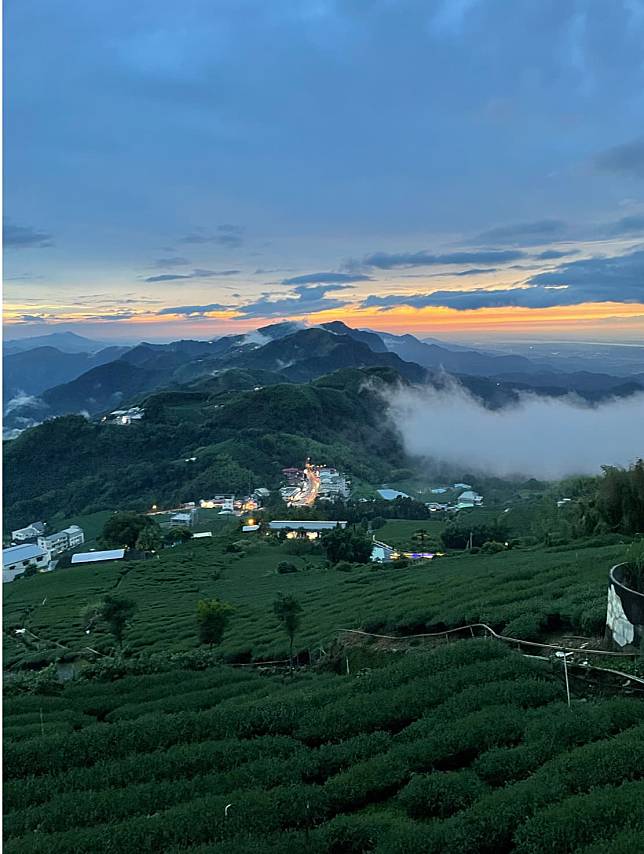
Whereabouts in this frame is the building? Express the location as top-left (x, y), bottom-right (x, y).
top-left (268, 520), bottom-right (347, 539)
top-left (453, 482), bottom-right (472, 490)
top-left (282, 467), bottom-right (302, 486)
top-left (170, 510), bottom-right (195, 527)
top-left (71, 549), bottom-right (126, 565)
top-left (458, 490), bottom-right (483, 506)
top-left (200, 495), bottom-right (234, 511)
top-left (38, 525), bottom-right (85, 557)
top-left (371, 539), bottom-right (395, 562)
top-left (269, 520), bottom-right (347, 531)
top-left (426, 502), bottom-right (448, 512)
top-left (317, 468), bottom-right (350, 500)
top-left (37, 531), bottom-right (69, 557)
top-left (242, 524), bottom-right (260, 533)
top-left (11, 521), bottom-right (46, 543)
top-left (105, 406), bottom-right (145, 425)
top-left (3, 544), bottom-right (50, 583)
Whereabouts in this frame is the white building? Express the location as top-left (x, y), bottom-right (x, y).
top-left (37, 525), bottom-right (85, 557)
top-left (371, 539), bottom-right (395, 562)
top-left (318, 468), bottom-right (350, 500)
top-left (106, 406), bottom-right (145, 425)
top-left (200, 495), bottom-right (234, 511)
top-left (11, 521), bottom-right (46, 543)
top-left (171, 511), bottom-right (195, 527)
top-left (37, 531), bottom-right (69, 556)
top-left (426, 502), bottom-right (448, 512)
top-left (458, 490), bottom-right (483, 506)
top-left (3, 544), bottom-right (50, 583)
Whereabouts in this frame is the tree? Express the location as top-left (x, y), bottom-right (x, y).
top-left (101, 512), bottom-right (156, 549)
top-left (135, 523), bottom-right (163, 553)
top-left (273, 593), bottom-right (302, 672)
top-left (84, 595), bottom-right (137, 648)
top-left (165, 526), bottom-right (193, 545)
top-left (196, 598), bottom-right (234, 646)
top-left (321, 526), bottom-right (372, 564)
top-left (413, 528), bottom-right (429, 545)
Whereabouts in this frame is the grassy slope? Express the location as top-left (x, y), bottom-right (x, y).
top-left (4, 640), bottom-right (644, 853)
top-left (4, 524), bottom-right (623, 666)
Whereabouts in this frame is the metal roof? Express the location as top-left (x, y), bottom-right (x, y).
top-left (3, 544), bottom-right (48, 568)
top-left (269, 520), bottom-right (347, 530)
top-left (71, 549), bottom-right (125, 564)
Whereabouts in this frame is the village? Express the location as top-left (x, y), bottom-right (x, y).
top-left (2, 459), bottom-right (486, 583)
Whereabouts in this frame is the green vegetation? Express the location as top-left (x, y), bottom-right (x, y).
top-left (273, 593), bottom-right (303, 670)
top-left (3, 369), bottom-right (409, 530)
top-left (83, 595), bottom-right (137, 649)
top-left (100, 512), bottom-right (159, 550)
top-left (322, 526), bottom-right (373, 564)
top-left (196, 598), bottom-right (234, 647)
top-left (4, 640), bottom-right (643, 853)
top-left (3, 526), bottom-right (630, 668)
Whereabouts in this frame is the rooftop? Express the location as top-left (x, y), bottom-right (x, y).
top-left (71, 549), bottom-right (125, 564)
top-left (3, 544), bottom-right (48, 568)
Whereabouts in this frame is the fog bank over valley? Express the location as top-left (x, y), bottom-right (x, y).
top-left (388, 381), bottom-right (644, 480)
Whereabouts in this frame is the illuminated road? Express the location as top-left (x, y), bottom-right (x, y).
top-left (289, 465), bottom-right (320, 507)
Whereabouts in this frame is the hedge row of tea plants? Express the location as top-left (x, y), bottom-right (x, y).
top-left (4, 639), bottom-right (643, 853)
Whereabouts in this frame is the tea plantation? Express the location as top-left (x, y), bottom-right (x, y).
top-left (3, 526), bottom-right (629, 668)
top-left (4, 639), bottom-right (644, 853)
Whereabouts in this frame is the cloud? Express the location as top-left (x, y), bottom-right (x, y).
top-left (595, 138), bottom-right (644, 178)
top-left (179, 224), bottom-right (245, 247)
top-left (356, 249), bottom-right (526, 270)
top-left (606, 214), bottom-right (644, 236)
top-left (281, 272), bottom-right (373, 285)
top-left (144, 268), bottom-right (240, 282)
top-left (534, 249), bottom-right (579, 260)
top-left (3, 221), bottom-right (53, 249)
top-left (389, 379), bottom-right (644, 479)
top-left (472, 219), bottom-right (568, 246)
top-left (362, 248), bottom-right (644, 311)
top-left (4, 391), bottom-right (48, 415)
top-left (157, 303), bottom-right (232, 316)
top-left (235, 283), bottom-right (355, 319)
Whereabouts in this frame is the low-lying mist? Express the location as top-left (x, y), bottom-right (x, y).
top-left (388, 381), bottom-right (644, 480)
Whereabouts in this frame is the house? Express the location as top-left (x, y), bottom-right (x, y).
top-left (371, 539), bottom-right (395, 562)
top-left (171, 511), bottom-right (195, 527)
top-left (426, 502), bottom-right (448, 512)
top-left (106, 406), bottom-right (145, 425)
top-left (430, 487), bottom-right (448, 494)
top-left (453, 482), bottom-right (472, 490)
top-left (458, 490), bottom-right (483, 506)
top-left (242, 524), bottom-right (260, 533)
top-left (37, 531), bottom-right (69, 557)
top-left (3, 544), bottom-right (50, 583)
top-left (37, 525), bottom-right (85, 557)
top-left (71, 549), bottom-right (126, 565)
top-left (200, 495), bottom-right (234, 511)
top-left (11, 521), bottom-right (46, 543)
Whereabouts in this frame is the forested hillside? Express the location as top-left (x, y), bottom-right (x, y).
top-left (3, 368), bottom-right (407, 529)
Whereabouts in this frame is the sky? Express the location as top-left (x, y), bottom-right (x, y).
top-left (4, 0), bottom-right (644, 343)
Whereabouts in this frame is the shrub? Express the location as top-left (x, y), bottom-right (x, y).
top-left (277, 561), bottom-right (298, 574)
top-left (480, 541), bottom-right (506, 554)
top-left (502, 614), bottom-right (543, 641)
top-left (398, 769), bottom-right (486, 819)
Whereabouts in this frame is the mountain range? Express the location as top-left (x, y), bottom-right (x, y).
top-left (4, 321), bottom-right (644, 437)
